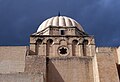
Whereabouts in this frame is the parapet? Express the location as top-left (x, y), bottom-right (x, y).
top-left (96, 47), bottom-right (112, 53)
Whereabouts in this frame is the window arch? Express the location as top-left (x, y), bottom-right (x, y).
top-left (59, 39), bottom-right (67, 45)
top-left (35, 39), bottom-right (42, 55)
top-left (47, 39), bottom-right (53, 45)
top-left (82, 39), bottom-right (88, 56)
top-left (72, 40), bottom-right (78, 45)
top-left (46, 39), bottom-right (53, 56)
top-left (72, 39), bottom-right (78, 56)
top-left (36, 39), bottom-right (42, 44)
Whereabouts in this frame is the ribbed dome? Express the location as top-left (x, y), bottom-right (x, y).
top-left (37, 16), bottom-right (84, 32)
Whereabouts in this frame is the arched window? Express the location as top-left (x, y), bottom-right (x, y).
top-left (46, 39), bottom-right (53, 56)
top-left (35, 39), bottom-right (42, 55)
top-left (72, 40), bottom-right (78, 56)
top-left (82, 40), bottom-right (88, 56)
top-left (47, 39), bottom-right (53, 45)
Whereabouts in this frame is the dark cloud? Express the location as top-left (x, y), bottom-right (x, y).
top-left (0, 0), bottom-right (120, 46)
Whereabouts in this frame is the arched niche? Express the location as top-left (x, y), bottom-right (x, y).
top-left (35, 39), bottom-right (43, 55)
top-left (36, 39), bottom-right (42, 44)
top-left (47, 39), bottom-right (54, 45)
top-left (59, 39), bottom-right (67, 45)
top-left (46, 39), bottom-right (54, 56)
top-left (82, 39), bottom-right (88, 56)
top-left (72, 40), bottom-right (78, 45)
top-left (72, 39), bottom-right (79, 56)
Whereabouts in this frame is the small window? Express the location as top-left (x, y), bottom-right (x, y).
top-left (58, 46), bottom-right (69, 56)
top-left (59, 47), bottom-right (67, 54)
top-left (60, 30), bottom-right (65, 35)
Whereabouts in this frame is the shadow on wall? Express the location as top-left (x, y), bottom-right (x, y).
top-left (47, 60), bottom-right (64, 82)
top-left (116, 64), bottom-right (120, 80)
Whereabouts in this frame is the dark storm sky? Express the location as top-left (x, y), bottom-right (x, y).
top-left (0, 0), bottom-right (120, 46)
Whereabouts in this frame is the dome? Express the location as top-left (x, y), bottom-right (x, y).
top-left (37, 16), bottom-right (84, 32)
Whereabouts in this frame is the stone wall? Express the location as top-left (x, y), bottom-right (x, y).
top-left (96, 47), bottom-right (119, 82)
top-left (30, 36), bottom-right (95, 57)
top-left (47, 57), bottom-right (94, 82)
top-left (0, 46), bottom-right (26, 74)
top-left (25, 55), bottom-right (46, 74)
top-left (117, 47), bottom-right (120, 64)
top-left (111, 47), bottom-right (119, 64)
top-left (0, 73), bottom-right (43, 82)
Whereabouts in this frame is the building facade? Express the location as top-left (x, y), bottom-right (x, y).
top-left (0, 16), bottom-right (120, 82)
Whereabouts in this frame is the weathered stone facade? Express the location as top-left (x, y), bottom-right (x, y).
top-left (0, 16), bottom-right (119, 82)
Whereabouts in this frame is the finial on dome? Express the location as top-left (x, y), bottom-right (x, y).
top-left (58, 12), bottom-right (61, 16)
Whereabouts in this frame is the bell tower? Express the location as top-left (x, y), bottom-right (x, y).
top-left (27, 16), bottom-right (99, 82)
